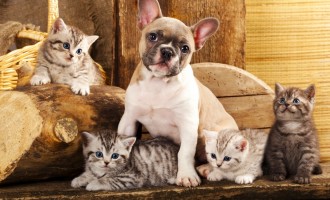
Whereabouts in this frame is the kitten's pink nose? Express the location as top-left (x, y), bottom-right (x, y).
top-left (69, 54), bottom-right (74, 58)
top-left (104, 161), bottom-right (109, 166)
top-left (217, 164), bottom-right (221, 168)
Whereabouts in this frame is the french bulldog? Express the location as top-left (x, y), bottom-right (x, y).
top-left (118, 0), bottom-right (238, 187)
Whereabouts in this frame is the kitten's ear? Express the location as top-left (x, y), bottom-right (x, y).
top-left (137, 0), bottom-right (163, 30)
top-left (191, 18), bottom-right (219, 51)
top-left (120, 137), bottom-right (136, 152)
top-left (51, 18), bottom-right (68, 34)
top-left (203, 130), bottom-right (218, 144)
top-left (305, 84), bottom-right (316, 101)
top-left (275, 82), bottom-right (285, 96)
top-left (235, 138), bottom-right (248, 152)
top-left (86, 35), bottom-right (99, 47)
top-left (81, 131), bottom-right (95, 146)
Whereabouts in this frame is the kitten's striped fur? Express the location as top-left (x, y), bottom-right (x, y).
top-left (71, 130), bottom-right (179, 191)
top-left (265, 83), bottom-right (322, 184)
top-left (30, 18), bottom-right (105, 95)
top-left (197, 129), bottom-right (268, 184)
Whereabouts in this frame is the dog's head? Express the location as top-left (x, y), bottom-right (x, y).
top-left (138, 0), bottom-right (219, 78)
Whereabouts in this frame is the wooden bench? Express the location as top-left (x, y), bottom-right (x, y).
top-left (0, 63), bottom-right (329, 199)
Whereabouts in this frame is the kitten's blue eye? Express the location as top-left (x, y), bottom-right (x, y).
top-left (95, 151), bottom-right (103, 158)
top-left (279, 97), bottom-right (286, 104)
top-left (211, 153), bottom-right (217, 159)
top-left (223, 156), bottom-right (231, 161)
top-left (111, 153), bottom-right (119, 159)
top-left (63, 42), bottom-right (70, 49)
top-left (293, 98), bottom-right (300, 104)
top-left (76, 48), bottom-right (82, 55)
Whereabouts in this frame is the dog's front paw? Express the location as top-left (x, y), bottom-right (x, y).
top-left (30, 75), bottom-right (51, 85)
top-left (176, 168), bottom-right (201, 187)
top-left (86, 180), bottom-right (105, 191)
top-left (71, 82), bottom-right (90, 96)
top-left (235, 174), bottom-right (255, 184)
top-left (293, 175), bottom-right (311, 184)
top-left (207, 169), bottom-right (223, 181)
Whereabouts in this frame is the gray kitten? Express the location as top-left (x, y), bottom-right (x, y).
top-left (197, 129), bottom-right (268, 184)
top-left (71, 130), bottom-right (179, 191)
top-left (265, 83), bottom-right (322, 184)
top-left (30, 18), bottom-right (105, 95)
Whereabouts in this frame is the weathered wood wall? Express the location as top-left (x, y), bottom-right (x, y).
top-left (0, 0), bottom-right (245, 89)
top-left (115, 0), bottom-right (246, 89)
top-left (246, 0), bottom-right (330, 161)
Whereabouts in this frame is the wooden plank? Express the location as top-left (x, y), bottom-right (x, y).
top-left (246, 0), bottom-right (330, 162)
top-left (220, 95), bottom-right (274, 129)
top-left (115, 0), bottom-right (246, 89)
top-left (0, 162), bottom-right (329, 199)
top-left (192, 63), bottom-right (274, 97)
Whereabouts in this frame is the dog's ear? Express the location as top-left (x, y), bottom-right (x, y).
top-left (137, 0), bottom-right (163, 30)
top-left (191, 18), bottom-right (219, 51)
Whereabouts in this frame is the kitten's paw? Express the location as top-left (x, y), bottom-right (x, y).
top-left (293, 175), bottom-right (311, 184)
top-left (270, 174), bottom-right (286, 182)
top-left (207, 170), bottom-right (223, 181)
top-left (176, 168), bottom-right (201, 187)
top-left (30, 75), bottom-right (50, 85)
top-left (235, 174), bottom-right (255, 184)
top-left (167, 177), bottom-right (177, 185)
top-left (71, 82), bottom-right (90, 96)
top-left (86, 180), bottom-right (105, 191)
top-left (196, 164), bottom-right (212, 178)
top-left (71, 176), bottom-right (88, 188)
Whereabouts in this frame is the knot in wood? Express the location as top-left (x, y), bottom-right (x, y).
top-left (54, 118), bottom-right (78, 143)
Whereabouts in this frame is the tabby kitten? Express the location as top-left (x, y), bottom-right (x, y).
top-left (197, 129), bottom-right (268, 184)
top-left (30, 18), bottom-right (105, 95)
top-left (71, 130), bottom-right (179, 191)
top-left (265, 83), bottom-right (322, 184)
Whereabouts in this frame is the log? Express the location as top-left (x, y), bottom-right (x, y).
top-left (0, 84), bottom-right (125, 183)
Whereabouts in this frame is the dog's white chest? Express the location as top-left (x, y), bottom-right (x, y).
top-left (124, 66), bottom-right (199, 143)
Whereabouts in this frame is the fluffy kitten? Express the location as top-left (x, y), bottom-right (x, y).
top-left (265, 83), bottom-right (322, 184)
top-left (197, 129), bottom-right (268, 184)
top-left (30, 18), bottom-right (105, 95)
top-left (71, 130), bottom-right (179, 191)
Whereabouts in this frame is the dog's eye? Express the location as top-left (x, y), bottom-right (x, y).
top-left (181, 45), bottom-right (189, 53)
top-left (148, 33), bottom-right (158, 42)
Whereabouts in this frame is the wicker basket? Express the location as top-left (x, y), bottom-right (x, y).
top-left (0, 0), bottom-right (105, 91)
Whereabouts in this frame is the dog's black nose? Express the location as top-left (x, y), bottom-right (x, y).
top-left (161, 48), bottom-right (173, 61)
